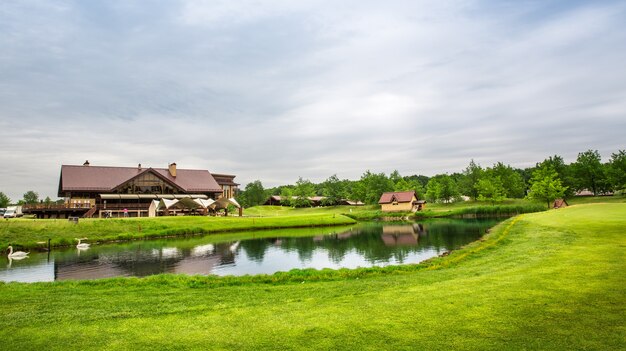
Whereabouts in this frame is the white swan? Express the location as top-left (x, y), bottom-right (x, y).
top-left (76, 238), bottom-right (90, 249)
top-left (7, 246), bottom-right (29, 259)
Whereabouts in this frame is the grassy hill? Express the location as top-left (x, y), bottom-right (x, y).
top-left (0, 203), bottom-right (624, 350)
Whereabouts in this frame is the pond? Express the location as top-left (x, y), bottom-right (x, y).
top-left (0, 218), bottom-right (502, 282)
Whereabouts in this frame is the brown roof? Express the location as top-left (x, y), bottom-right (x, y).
top-left (378, 191), bottom-right (417, 204)
top-left (211, 173), bottom-right (239, 186)
top-left (58, 165), bottom-right (222, 195)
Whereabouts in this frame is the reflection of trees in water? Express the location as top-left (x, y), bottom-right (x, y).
top-left (51, 218), bottom-right (501, 279)
top-left (54, 241), bottom-right (240, 278)
top-left (240, 239), bottom-right (272, 262)
top-left (238, 219), bottom-right (499, 265)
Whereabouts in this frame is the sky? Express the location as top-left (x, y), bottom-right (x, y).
top-left (1, 0), bottom-right (625, 201)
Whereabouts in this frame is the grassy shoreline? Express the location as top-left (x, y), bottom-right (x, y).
top-left (0, 203), bottom-right (624, 350)
top-left (0, 214), bottom-right (356, 251)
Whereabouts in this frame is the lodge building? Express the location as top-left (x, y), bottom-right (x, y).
top-left (26, 161), bottom-right (239, 218)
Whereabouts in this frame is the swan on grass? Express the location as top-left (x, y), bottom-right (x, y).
top-left (7, 246), bottom-right (29, 259)
top-left (76, 238), bottom-right (90, 250)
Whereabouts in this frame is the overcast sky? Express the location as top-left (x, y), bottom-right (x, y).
top-left (1, 0), bottom-right (625, 201)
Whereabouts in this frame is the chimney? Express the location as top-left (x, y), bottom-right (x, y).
top-left (83, 160), bottom-right (90, 166)
top-left (138, 163), bottom-right (142, 171)
top-left (168, 163), bottom-right (177, 177)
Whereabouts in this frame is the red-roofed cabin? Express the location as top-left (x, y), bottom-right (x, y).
top-left (378, 191), bottom-right (425, 212)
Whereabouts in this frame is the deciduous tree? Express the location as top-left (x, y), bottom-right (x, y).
top-left (0, 192), bottom-right (10, 208)
top-left (240, 180), bottom-right (266, 208)
top-left (321, 174), bottom-right (346, 206)
top-left (571, 150), bottom-right (606, 195)
top-left (459, 160), bottom-right (483, 200)
top-left (293, 177), bottom-right (315, 207)
top-left (607, 150), bottom-right (626, 193)
top-left (476, 176), bottom-right (506, 204)
top-left (22, 190), bottom-right (39, 205)
top-left (527, 166), bottom-right (567, 209)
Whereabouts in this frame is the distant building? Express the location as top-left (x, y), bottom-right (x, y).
top-left (378, 191), bottom-right (425, 212)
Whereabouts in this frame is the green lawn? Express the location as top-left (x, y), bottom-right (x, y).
top-left (0, 203), bottom-right (624, 350)
top-left (0, 214), bottom-right (356, 251)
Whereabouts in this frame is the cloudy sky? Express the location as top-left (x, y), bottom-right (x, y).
top-left (1, 0), bottom-right (625, 201)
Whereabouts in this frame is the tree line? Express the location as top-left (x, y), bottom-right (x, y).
top-left (237, 149), bottom-right (626, 208)
top-left (1, 149), bottom-right (623, 210)
top-left (0, 191), bottom-right (61, 208)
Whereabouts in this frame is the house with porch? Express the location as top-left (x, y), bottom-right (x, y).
top-left (26, 161), bottom-right (239, 218)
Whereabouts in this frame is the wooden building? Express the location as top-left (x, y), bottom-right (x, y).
top-left (378, 191), bottom-right (425, 212)
top-left (26, 161), bottom-right (238, 218)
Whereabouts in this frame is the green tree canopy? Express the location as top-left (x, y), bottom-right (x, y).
top-left (527, 166), bottom-right (567, 209)
top-left (476, 176), bottom-right (506, 204)
top-left (22, 190), bottom-right (39, 205)
top-left (459, 159), bottom-right (483, 200)
top-left (426, 175), bottom-right (459, 203)
top-left (359, 171), bottom-right (393, 205)
top-left (293, 177), bottom-right (315, 207)
top-left (489, 162), bottom-right (525, 198)
top-left (279, 187), bottom-right (294, 207)
top-left (239, 180), bottom-right (267, 208)
top-left (536, 155), bottom-right (575, 197)
top-left (0, 192), bottom-right (10, 208)
top-left (321, 174), bottom-right (346, 206)
top-left (607, 150), bottom-right (626, 193)
top-left (571, 150), bottom-right (606, 195)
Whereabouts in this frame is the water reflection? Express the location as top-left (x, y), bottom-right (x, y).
top-left (0, 219), bottom-right (500, 282)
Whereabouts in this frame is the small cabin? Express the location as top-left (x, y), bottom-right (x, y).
top-left (378, 191), bottom-right (425, 212)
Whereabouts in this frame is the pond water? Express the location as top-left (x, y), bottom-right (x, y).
top-left (0, 218), bottom-right (502, 282)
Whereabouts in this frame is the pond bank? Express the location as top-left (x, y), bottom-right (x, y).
top-left (344, 203), bottom-right (547, 221)
top-left (0, 204), bottom-right (623, 350)
top-left (0, 214), bottom-right (356, 251)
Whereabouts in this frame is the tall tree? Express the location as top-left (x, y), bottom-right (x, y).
top-left (279, 187), bottom-right (294, 207)
top-left (438, 175), bottom-right (460, 203)
top-left (490, 162), bottom-right (525, 198)
top-left (240, 180), bottom-right (266, 208)
top-left (293, 177), bottom-right (315, 207)
top-left (426, 175), bottom-right (459, 203)
top-left (571, 150), bottom-right (605, 195)
top-left (536, 155), bottom-right (574, 197)
top-left (459, 160), bottom-right (483, 200)
top-left (321, 174), bottom-right (346, 206)
top-left (0, 192), bottom-right (10, 208)
top-left (527, 166), bottom-right (567, 209)
top-left (476, 176), bottom-right (506, 204)
top-left (389, 170), bottom-right (402, 185)
top-left (22, 190), bottom-right (39, 205)
top-left (607, 150), bottom-right (626, 193)
top-left (359, 171), bottom-right (393, 205)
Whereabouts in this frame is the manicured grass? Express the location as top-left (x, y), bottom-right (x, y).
top-left (0, 214), bottom-right (356, 251)
top-left (567, 194), bottom-right (626, 205)
top-left (0, 203), bottom-right (624, 350)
